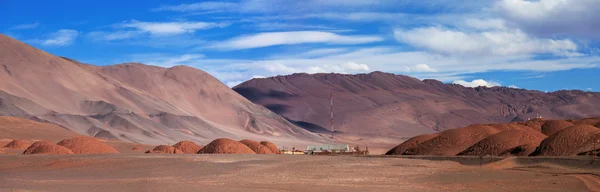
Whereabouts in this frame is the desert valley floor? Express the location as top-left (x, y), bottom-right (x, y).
top-left (1, 154), bottom-right (600, 192)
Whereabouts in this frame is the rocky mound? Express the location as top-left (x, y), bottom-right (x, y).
top-left (3, 140), bottom-right (30, 149)
top-left (385, 133), bottom-right (439, 155)
top-left (574, 118), bottom-right (600, 126)
top-left (458, 129), bottom-right (547, 156)
top-left (197, 138), bottom-right (256, 154)
top-left (172, 141), bottom-right (203, 154)
top-left (239, 139), bottom-right (274, 154)
top-left (402, 125), bottom-right (501, 156)
top-left (145, 145), bottom-right (184, 154)
top-left (541, 120), bottom-right (574, 136)
top-left (56, 137), bottom-right (119, 154)
top-left (532, 125), bottom-right (600, 156)
top-left (23, 141), bottom-right (74, 155)
top-left (260, 141), bottom-right (280, 154)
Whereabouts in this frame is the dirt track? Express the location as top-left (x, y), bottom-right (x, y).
top-left (1, 155), bottom-right (599, 192)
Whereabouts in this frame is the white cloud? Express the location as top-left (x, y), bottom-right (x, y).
top-left (252, 22), bottom-right (341, 31)
top-left (587, 88), bottom-right (593, 91)
top-left (296, 48), bottom-right (349, 58)
top-left (342, 62), bottom-right (370, 71)
top-left (261, 61), bottom-right (369, 75)
top-left (39, 29), bottom-right (79, 46)
top-left (210, 31), bottom-right (382, 50)
top-left (404, 64), bottom-right (437, 72)
top-left (87, 31), bottom-right (143, 41)
top-left (394, 27), bottom-right (580, 57)
top-left (465, 18), bottom-right (506, 30)
top-left (264, 63), bottom-right (298, 74)
top-left (453, 79), bottom-right (501, 88)
top-left (494, 0), bottom-right (600, 39)
top-left (127, 53), bottom-right (205, 67)
top-left (121, 20), bottom-right (229, 35)
top-left (11, 22), bottom-right (40, 30)
top-left (508, 85), bottom-right (519, 89)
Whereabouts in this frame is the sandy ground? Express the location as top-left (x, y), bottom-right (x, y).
top-left (1, 154), bottom-right (599, 192)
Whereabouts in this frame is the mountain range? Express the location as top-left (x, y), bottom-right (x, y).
top-left (0, 34), bottom-right (325, 147)
top-left (234, 72), bottom-right (600, 147)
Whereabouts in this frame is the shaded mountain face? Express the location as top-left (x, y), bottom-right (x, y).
top-left (0, 34), bottom-right (325, 146)
top-left (233, 72), bottom-right (600, 142)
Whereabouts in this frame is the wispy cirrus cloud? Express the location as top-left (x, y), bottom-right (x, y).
top-left (153, 2), bottom-right (238, 12)
top-left (30, 29), bottom-right (79, 46)
top-left (11, 22), bottom-right (40, 30)
top-left (209, 31), bottom-right (383, 50)
top-left (87, 31), bottom-right (143, 41)
top-left (87, 20), bottom-right (230, 42)
top-left (126, 53), bottom-right (205, 68)
top-left (120, 20), bottom-right (230, 36)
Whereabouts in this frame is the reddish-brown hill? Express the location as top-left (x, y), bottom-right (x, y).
top-left (239, 139), bottom-right (274, 154)
top-left (260, 141), bottom-right (280, 154)
top-left (541, 120), bottom-right (574, 136)
top-left (3, 139), bottom-right (30, 149)
top-left (0, 34), bottom-right (326, 147)
top-left (197, 138), bottom-right (256, 154)
top-left (172, 141), bottom-right (203, 154)
top-left (532, 125), bottom-right (600, 156)
top-left (234, 73), bottom-right (600, 147)
top-left (22, 141), bottom-right (74, 155)
top-left (56, 136), bottom-right (119, 154)
top-left (574, 118), bottom-right (600, 126)
top-left (385, 133), bottom-right (439, 155)
top-left (458, 129), bottom-right (547, 156)
top-left (402, 124), bottom-right (501, 156)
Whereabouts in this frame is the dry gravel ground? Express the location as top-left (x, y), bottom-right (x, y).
top-left (0, 155), bottom-right (599, 192)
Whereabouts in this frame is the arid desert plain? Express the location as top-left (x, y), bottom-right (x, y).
top-left (1, 152), bottom-right (600, 192)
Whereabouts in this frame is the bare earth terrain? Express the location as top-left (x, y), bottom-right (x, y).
top-left (1, 154), bottom-right (599, 192)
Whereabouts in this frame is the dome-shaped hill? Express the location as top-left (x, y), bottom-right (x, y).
top-left (458, 129), bottom-right (547, 156)
top-left (172, 141), bottom-right (203, 154)
top-left (260, 141), bottom-right (280, 154)
top-left (403, 125), bottom-right (501, 156)
top-left (574, 118), bottom-right (600, 126)
top-left (145, 145), bottom-right (184, 154)
top-left (4, 140), bottom-right (30, 149)
top-left (532, 125), bottom-right (600, 156)
top-left (386, 133), bottom-right (439, 155)
top-left (197, 138), bottom-right (256, 154)
top-left (541, 120), bottom-right (574, 136)
top-left (56, 137), bottom-right (119, 154)
top-left (239, 139), bottom-right (273, 154)
top-left (23, 141), bottom-right (74, 155)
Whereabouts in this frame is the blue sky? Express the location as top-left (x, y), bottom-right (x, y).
top-left (1, 0), bottom-right (599, 91)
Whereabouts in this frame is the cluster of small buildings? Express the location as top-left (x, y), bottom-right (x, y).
top-left (280, 144), bottom-right (368, 155)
